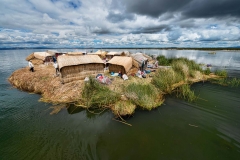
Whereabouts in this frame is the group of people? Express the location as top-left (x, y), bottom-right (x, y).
top-left (28, 56), bottom-right (59, 75)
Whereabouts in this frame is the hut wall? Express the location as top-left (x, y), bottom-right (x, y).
top-left (109, 64), bottom-right (126, 74)
top-left (132, 59), bottom-right (140, 68)
top-left (60, 63), bottom-right (104, 83)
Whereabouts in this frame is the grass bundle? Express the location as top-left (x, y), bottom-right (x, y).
top-left (204, 68), bottom-right (211, 75)
top-left (175, 84), bottom-right (197, 102)
top-left (124, 82), bottom-right (164, 110)
top-left (215, 70), bottom-right (227, 77)
top-left (111, 100), bottom-right (136, 116)
top-left (151, 68), bottom-right (184, 93)
top-left (171, 58), bottom-right (202, 77)
top-left (81, 77), bottom-right (120, 108)
top-left (157, 55), bottom-right (172, 66)
top-left (210, 77), bottom-right (240, 87)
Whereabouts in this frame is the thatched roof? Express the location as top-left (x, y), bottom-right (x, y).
top-left (67, 52), bottom-right (83, 56)
top-left (90, 50), bottom-right (107, 57)
top-left (106, 51), bottom-right (124, 56)
top-left (107, 56), bottom-right (133, 73)
top-left (123, 51), bottom-right (131, 56)
top-left (34, 52), bottom-right (55, 61)
top-left (47, 50), bottom-right (59, 54)
top-left (58, 55), bottom-right (104, 70)
top-left (142, 54), bottom-right (153, 61)
top-left (131, 53), bottom-right (148, 64)
top-left (26, 53), bottom-right (35, 61)
top-left (26, 52), bottom-right (54, 61)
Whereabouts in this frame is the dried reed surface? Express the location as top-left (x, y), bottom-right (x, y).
top-left (8, 65), bottom-right (84, 103)
top-left (8, 60), bottom-right (221, 117)
top-left (31, 58), bottom-right (44, 65)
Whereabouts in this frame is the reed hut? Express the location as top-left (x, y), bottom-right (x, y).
top-left (90, 50), bottom-right (107, 59)
top-left (106, 51), bottom-right (125, 59)
top-left (58, 55), bottom-right (105, 83)
top-left (67, 52), bottom-right (83, 56)
top-left (131, 53), bottom-right (148, 69)
top-left (107, 56), bottom-right (133, 74)
top-left (47, 50), bottom-right (64, 58)
top-left (25, 52), bottom-right (55, 65)
top-left (123, 51), bottom-right (131, 57)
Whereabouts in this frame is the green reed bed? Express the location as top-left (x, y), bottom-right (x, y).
top-left (81, 77), bottom-right (120, 108)
top-left (204, 68), bottom-right (211, 75)
top-left (215, 70), bottom-right (227, 77)
top-left (124, 82), bottom-right (164, 110)
top-left (157, 55), bottom-right (172, 66)
top-left (210, 77), bottom-right (240, 87)
top-left (112, 100), bottom-right (136, 116)
top-left (175, 84), bottom-right (198, 102)
top-left (151, 68), bottom-right (185, 93)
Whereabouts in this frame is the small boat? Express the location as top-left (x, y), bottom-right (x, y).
top-left (208, 51), bottom-right (216, 54)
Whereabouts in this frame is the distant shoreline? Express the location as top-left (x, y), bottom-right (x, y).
top-left (1, 47), bottom-right (240, 51)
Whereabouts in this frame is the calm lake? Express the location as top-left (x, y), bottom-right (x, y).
top-left (0, 49), bottom-right (240, 160)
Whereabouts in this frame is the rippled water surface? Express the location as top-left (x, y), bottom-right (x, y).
top-left (0, 49), bottom-right (240, 160)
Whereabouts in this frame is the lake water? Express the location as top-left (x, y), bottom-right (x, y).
top-left (0, 49), bottom-right (240, 160)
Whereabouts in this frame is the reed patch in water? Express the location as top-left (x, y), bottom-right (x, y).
top-left (124, 82), bottom-right (164, 110)
top-left (215, 70), bottom-right (227, 77)
top-left (175, 84), bottom-right (197, 102)
top-left (210, 77), bottom-right (240, 87)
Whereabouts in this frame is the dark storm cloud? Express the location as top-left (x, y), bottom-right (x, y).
top-left (107, 11), bottom-right (135, 23)
top-left (111, 0), bottom-right (191, 18)
top-left (111, 0), bottom-right (240, 19)
top-left (92, 28), bottom-right (112, 35)
top-left (183, 0), bottom-right (240, 18)
top-left (131, 25), bottom-right (170, 34)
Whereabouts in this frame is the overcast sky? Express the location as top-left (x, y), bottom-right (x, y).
top-left (0, 0), bottom-right (240, 48)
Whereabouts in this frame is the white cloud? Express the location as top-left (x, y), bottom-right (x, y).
top-left (0, 0), bottom-right (240, 48)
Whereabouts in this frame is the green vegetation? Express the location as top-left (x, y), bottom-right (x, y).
top-left (157, 55), bottom-right (172, 66)
top-left (81, 77), bottom-right (120, 108)
top-left (210, 77), bottom-right (240, 87)
top-left (152, 56), bottom-right (203, 93)
top-left (112, 101), bottom-right (136, 116)
top-left (175, 84), bottom-right (197, 102)
top-left (204, 68), bottom-right (211, 75)
top-left (124, 83), bottom-right (163, 110)
top-left (151, 68), bottom-right (184, 93)
top-left (171, 57), bottom-right (202, 72)
top-left (215, 70), bottom-right (227, 77)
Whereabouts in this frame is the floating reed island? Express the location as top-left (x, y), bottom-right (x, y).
top-left (9, 50), bottom-right (239, 117)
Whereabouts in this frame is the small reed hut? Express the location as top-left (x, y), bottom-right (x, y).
top-left (47, 50), bottom-right (64, 58)
top-left (25, 52), bottom-right (55, 65)
top-left (106, 51), bottom-right (125, 59)
top-left (131, 53), bottom-right (149, 70)
top-left (107, 56), bottom-right (133, 74)
top-left (90, 50), bottom-right (107, 59)
top-left (67, 52), bottom-right (83, 56)
top-left (58, 55), bottom-right (105, 83)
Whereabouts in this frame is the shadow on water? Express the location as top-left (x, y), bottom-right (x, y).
top-left (67, 104), bottom-right (85, 114)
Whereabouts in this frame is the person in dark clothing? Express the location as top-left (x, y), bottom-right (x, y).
top-left (52, 56), bottom-right (57, 63)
